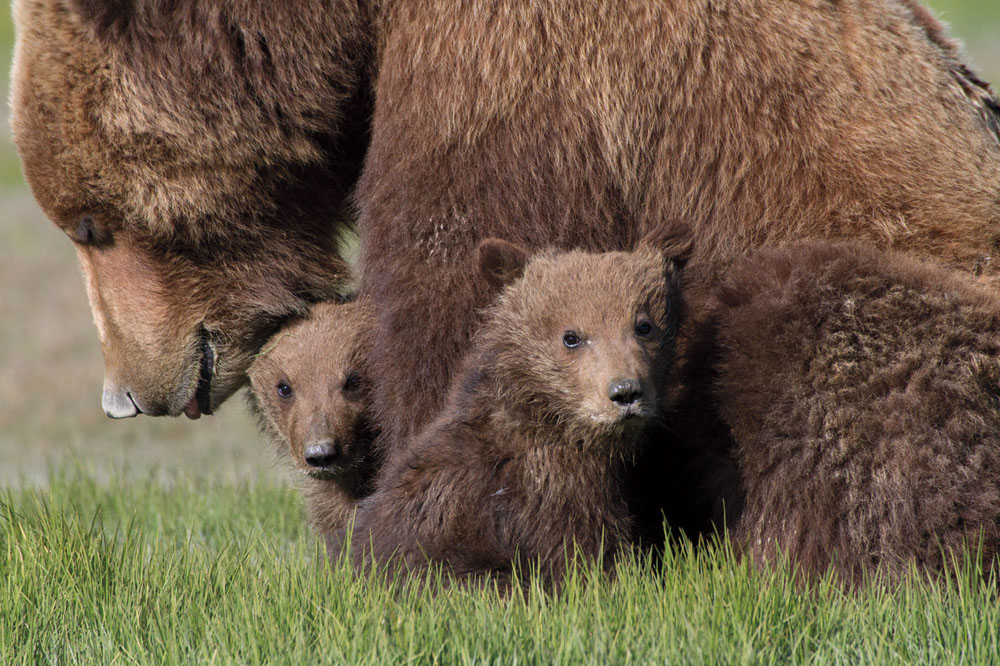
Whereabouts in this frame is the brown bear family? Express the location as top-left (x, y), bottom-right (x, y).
top-left (254, 236), bottom-right (1000, 587)
top-left (10, 1), bottom-right (1000, 587)
top-left (12, 0), bottom-right (1000, 439)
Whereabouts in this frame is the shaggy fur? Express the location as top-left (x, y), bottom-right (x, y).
top-left (11, 0), bottom-right (369, 416)
top-left (670, 241), bottom-right (1000, 583)
top-left (342, 240), bottom-right (684, 588)
top-left (248, 300), bottom-right (380, 535)
top-left (11, 1), bottom-right (1000, 433)
top-left (357, 0), bottom-right (1000, 441)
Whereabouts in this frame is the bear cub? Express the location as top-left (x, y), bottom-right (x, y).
top-left (673, 240), bottom-right (1000, 583)
top-left (248, 299), bottom-right (381, 535)
top-left (343, 234), bottom-right (688, 588)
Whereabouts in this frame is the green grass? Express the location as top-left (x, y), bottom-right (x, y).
top-left (3, 467), bottom-right (999, 665)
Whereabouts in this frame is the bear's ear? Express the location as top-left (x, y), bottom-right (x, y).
top-left (67, 0), bottom-right (135, 43)
top-left (476, 238), bottom-right (529, 292)
top-left (639, 221), bottom-right (694, 270)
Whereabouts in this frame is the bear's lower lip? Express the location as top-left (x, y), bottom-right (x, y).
top-left (622, 404), bottom-right (645, 417)
top-left (183, 396), bottom-right (202, 420)
top-left (617, 404), bottom-right (653, 424)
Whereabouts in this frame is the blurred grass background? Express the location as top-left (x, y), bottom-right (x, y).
top-left (0, 4), bottom-right (265, 484)
top-left (1, 2), bottom-right (998, 484)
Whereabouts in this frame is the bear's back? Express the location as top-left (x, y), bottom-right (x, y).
top-left (693, 241), bottom-right (1000, 581)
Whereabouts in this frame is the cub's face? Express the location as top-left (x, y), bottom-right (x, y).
top-left (478, 241), bottom-right (683, 440)
top-left (248, 302), bottom-right (375, 480)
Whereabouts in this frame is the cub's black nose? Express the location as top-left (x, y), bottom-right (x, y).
top-left (608, 379), bottom-right (644, 406)
top-left (304, 440), bottom-right (341, 468)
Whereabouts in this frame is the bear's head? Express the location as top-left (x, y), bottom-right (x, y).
top-left (10, 0), bottom-right (371, 418)
top-left (248, 299), bottom-right (377, 481)
top-left (474, 230), bottom-right (689, 446)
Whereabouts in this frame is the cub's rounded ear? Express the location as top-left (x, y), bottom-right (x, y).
top-left (476, 238), bottom-right (529, 292)
top-left (639, 221), bottom-right (694, 270)
top-left (67, 0), bottom-right (134, 43)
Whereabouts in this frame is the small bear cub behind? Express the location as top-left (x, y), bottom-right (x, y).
top-left (248, 299), bottom-right (380, 534)
top-left (345, 233), bottom-right (688, 588)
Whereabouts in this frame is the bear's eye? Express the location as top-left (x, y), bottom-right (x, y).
top-left (342, 372), bottom-right (363, 393)
top-left (71, 215), bottom-right (108, 245)
top-left (635, 320), bottom-right (653, 337)
top-left (563, 331), bottom-right (582, 348)
top-left (73, 216), bottom-right (96, 244)
top-left (276, 382), bottom-right (293, 399)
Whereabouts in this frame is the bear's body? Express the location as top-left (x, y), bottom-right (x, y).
top-left (344, 240), bottom-right (684, 587)
top-left (248, 300), bottom-right (380, 535)
top-left (358, 0), bottom-right (1000, 441)
top-left (672, 241), bottom-right (1000, 582)
top-left (11, 1), bottom-right (1000, 442)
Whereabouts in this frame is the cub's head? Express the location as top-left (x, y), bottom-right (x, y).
top-left (475, 230), bottom-right (689, 442)
top-left (248, 300), bottom-right (377, 481)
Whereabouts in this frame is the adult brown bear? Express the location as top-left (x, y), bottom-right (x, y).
top-left (11, 1), bottom-right (1000, 440)
top-left (11, 0), bottom-right (370, 418)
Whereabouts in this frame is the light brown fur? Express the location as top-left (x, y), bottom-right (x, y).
top-left (248, 300), bottom-right (380, 534)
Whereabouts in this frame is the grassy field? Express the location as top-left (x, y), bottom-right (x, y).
top-left (2, 2), bottom-right (1000, 663)
top-left (3, 468), bottom-right (999, 665)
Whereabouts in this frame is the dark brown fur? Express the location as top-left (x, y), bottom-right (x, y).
top-left (670, 241), bottom-right (1000, 584)
top-left (248, 300), bottom-right (380, 534)
top-left (12, 1), bottom-right (1000, 436)
top-left (343, 241), bottom-right (684, 588)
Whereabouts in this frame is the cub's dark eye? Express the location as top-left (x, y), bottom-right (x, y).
top-left (276, 382), bottom-right (293, 399)
top-left (562, 331), bottom-right (582, 349)
top-left (342, 372), bottom-right (363, 393)
top-left (635, 321), bottom-right (653, 337)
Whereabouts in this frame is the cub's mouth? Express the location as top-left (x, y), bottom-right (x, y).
top-left (620, 403), bottom-right (651, 420)
top-left (184, 331), bottom-right (215, 419)
top-left (307, 468), bottom-right (345, 481)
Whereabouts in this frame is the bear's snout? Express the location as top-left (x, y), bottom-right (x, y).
top-left (102, 383), bottom-right (141, 419)
top-left (304, 440), bottom-right (342, 469)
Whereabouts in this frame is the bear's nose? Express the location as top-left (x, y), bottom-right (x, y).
top-left (102, 384), bottom-right (141, 419)
top-left (304, 440), bottom-right (341, 468)
top-left (608, 379), bottom-right (644, 406)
